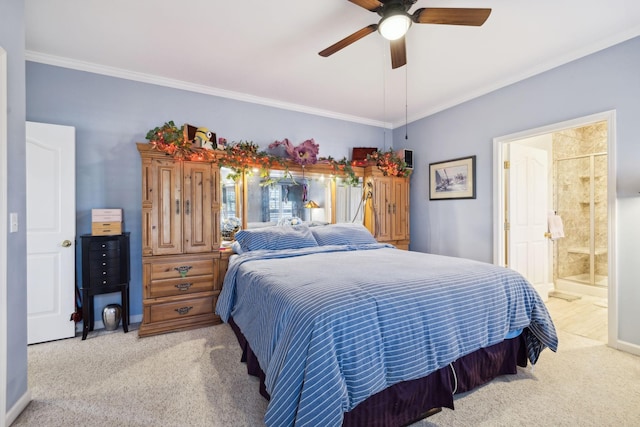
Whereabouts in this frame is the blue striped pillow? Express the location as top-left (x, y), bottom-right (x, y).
top-left (311, 223), bottom-right (377, 246)
top-left (235, 224), bottom-right (318, 252)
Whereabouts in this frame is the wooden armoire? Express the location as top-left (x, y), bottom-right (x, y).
top-left (137, 143), bottom-right (228, 337)
top-left (136, 143), bottom-right (411, 336)
top-left (363, 165), bottom-right (410, 250)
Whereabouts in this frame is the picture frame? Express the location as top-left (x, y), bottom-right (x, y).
top-left (429, 155), bottom-right (476, 200)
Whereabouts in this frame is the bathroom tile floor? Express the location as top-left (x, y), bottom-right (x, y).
top-left (545, 294), bottom-right (608, 343)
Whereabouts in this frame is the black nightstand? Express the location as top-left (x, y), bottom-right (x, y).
top-left (80, 233), bottom-right (130, 340)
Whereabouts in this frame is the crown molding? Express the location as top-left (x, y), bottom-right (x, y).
top-left (398, 26), bottom-right (640, 129)
top-left (25, 51), bottom-right (392, 130)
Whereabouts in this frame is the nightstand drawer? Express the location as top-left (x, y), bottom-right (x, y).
top-left (91, 274), bottom-right (125, 287)
top-left (146, 295), bottom-right (216, 323)
top-left (89, 263), bottom-right (121, 277)
top-left (89, 239), bottom-right (121, 251)
top-left (89, 250), bottom-right (120, 261)
top-left (147, 276), bottom-right (214, 298)
top-left (150, 259), bottom-right (214, 280)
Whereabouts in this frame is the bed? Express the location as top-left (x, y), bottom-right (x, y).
top-left (216, 223), bottom-right (558, 427)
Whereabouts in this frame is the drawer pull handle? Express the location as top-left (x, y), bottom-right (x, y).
top-left (174, 265), bottom-right (192, 277)
top-left (175, 283), bottom-right (193, 291)
top-left (175, 306), bottom-right (193, 316)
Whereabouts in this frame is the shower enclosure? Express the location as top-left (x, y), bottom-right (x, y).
top-left (554, 152), bottom-right (608, 296)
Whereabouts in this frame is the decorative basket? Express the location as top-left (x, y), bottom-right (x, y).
top-left (221, 228), bottom-right (238, 241)
top-left (221, 217), bottom-right (241, 241)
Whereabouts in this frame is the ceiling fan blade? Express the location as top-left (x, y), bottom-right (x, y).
top-left (413, 8), bottom-right (491, 26)
top-left (390, 36), bottom-right (406, 69)
top-left (319, 24), bottom-right (378, 57)
top-left (348, 0), bottom-right (382, 12)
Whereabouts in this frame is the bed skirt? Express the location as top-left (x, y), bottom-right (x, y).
top-left (228, 318), bottom-right (528, 427)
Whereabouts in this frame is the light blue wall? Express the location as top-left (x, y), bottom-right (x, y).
top-left (1, 0), bottom-right (28, 414)
top-left (395, 36), bottom-right (640, 347)
top-left (1, 0), bottom-right (635, 420)
top-left (25, 62), bottom-right (390, 322)
top-left (15, 19), bottom-right (640, 398)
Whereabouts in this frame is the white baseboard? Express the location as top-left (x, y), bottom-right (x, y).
top-left (614, 339), bottom-right (640, 357)
top-left (5, 389), bottom-right (31, 427)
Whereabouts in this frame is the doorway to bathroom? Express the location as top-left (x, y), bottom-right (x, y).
top-left (493, 111), bottom-right (617, 346)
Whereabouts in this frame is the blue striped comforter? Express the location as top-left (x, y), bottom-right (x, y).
top-left (216, 244), bottom-right (558, 427)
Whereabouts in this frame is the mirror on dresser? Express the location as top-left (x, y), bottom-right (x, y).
top-left (219, 165), bottom-right (364, 239)
top-left (220, 167), bottom-right (242, 222)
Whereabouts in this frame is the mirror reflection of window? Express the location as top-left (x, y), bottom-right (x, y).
top-left (336, 178), bottom-right (363, 223)
top-left (220, 167), bottom-right (241, 221)
top-left (264, 182), bottom-right (301, 222)
top-left (221, 185), bottom-right (236, 219)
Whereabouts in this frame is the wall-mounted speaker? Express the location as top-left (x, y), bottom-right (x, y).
top-left (400, 149), bottom-right (413, 169)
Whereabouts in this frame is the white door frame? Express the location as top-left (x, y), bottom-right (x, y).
top-left (1, 47), bottom-right (8, 427)
top-left (493, 110), bottom-right (618, 349)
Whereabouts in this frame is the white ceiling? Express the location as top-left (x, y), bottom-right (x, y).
top-left (25, 0), bottom-right (640, 128)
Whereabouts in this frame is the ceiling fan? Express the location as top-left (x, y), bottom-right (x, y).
top-left (318, 0), bottom-right (491, 69)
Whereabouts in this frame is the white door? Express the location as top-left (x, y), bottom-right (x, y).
top-left (26, 121), bottom-right (76, 344)
top-left (509, 143), bottom-right (550, 292)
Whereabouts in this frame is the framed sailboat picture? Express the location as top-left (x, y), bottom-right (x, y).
top-left (429, 156), bottom-right (476, 200)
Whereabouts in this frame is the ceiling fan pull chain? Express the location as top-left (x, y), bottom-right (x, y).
top-left (405, 63), bottom-right (409, 140)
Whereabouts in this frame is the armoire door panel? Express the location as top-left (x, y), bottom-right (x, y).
top-left (392, 178), bottom-right (410, 240)
top-left (152, 159), bottom-right (183, 255)
top-left (183, 162), bottom-right (213, 253)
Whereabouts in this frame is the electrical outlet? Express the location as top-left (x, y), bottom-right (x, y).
top-left (10, 213), bottom-right (18, 233)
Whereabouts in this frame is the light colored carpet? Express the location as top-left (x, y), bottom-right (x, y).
top-left (14, 323), bottom-right (640, 427)
top-left (16, 323), bottom-right (268, 427)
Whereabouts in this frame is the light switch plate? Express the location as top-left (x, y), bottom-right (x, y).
top-left (10, 212), bottom-right (18, 233)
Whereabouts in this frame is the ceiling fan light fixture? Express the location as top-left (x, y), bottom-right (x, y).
top-left (378, 13), bottom-right (412, 40)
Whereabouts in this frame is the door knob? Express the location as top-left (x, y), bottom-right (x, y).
top-left (61, 240), bottom-right (72, 247)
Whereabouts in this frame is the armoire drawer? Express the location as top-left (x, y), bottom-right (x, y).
top-left (145, 295), bottom-right (216, 324)
top-left (147, 276), bottom-right (214, 298)
top-left (150, 259), bottom-right (214, 280)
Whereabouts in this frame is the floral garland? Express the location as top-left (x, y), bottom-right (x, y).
top-left (367, 148), bottom-right (412, 177)
top-left (145, 122), bottom-right (283, 175)
top-left (146, 121), bottom-right (216, 161)
top-left (145, 122), bottom-right (408, 183)
top-left (218, 141), bottom-right (286, 181)
top-left (319, 156), bottom-right (360, 186)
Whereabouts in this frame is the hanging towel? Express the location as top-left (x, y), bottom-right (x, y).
top-left (548, 213), bottom-right (565, 240)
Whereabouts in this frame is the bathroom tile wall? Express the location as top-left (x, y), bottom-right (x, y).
top-left (553, 121), bottom-right (608, 283)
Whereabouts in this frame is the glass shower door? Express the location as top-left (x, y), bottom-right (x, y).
top-left (555, 154), bottom-right (607, 287)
